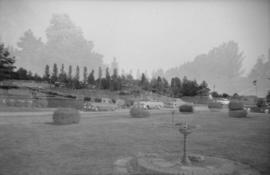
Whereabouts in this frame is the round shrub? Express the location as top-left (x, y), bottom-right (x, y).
top-left (228, 100), bottom-right (244, 111)
top-left (130, 105), bottom-right (150, 118)
top-left (52, 108), bottom-right (80, 125)
top-left (179, 104), bottom-right (194, 113)
top-left (229, 110), bottom-right (247, 118)
top-left (208, 102), bottom-right (223, 111)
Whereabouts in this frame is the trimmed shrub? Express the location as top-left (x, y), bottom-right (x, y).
top-left (228, 100), bottom-right (247, 117)
top-left (229, 110), bottom-right (247, 118)
top-left (130, 105), bottom-right (150, 118)
top-left (208, 102), bottom-right (223, 111)
top-left (179, 104), bottom-right (194, 113)
top-left (52, 108), bottom-right (80, 125)
top-left (228, 100), bottom-right (244, 111)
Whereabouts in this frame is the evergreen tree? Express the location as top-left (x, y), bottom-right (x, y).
top-left (51, 63), bottom-right (58, 83)
top-left (111, 68), bottom-right (121, 91)
top-left (87, 69), bottom-right (95, 85)
top-left (140, 73), bottom-right (150, 90)
top-left (75, 65), bottom-right (80, 80)
top-left (68, 65), bottom-right (72, 80)
top-left (43, 64), bottom-right (50, 81)
top-left (170, 77), bottom-right (182, 97)
top-left (0, 44), bottom-right (16, 81)
top-left (83, 66), bottom-right (88, 84)
top-left (58, 64), bottom-right (67, 83)
top-left (98, 66), bottom-right (102, 88)
top-left (266, 90), bottom-right (270, 104)
top-left (105, 67), bottom-right (111, 89)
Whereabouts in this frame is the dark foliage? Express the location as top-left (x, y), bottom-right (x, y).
top-left (179, 104), bottom-right (194, 113)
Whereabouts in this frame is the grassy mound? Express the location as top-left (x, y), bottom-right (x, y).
top-left (179, 104), bottom-right (194, 113)
top-left (52, 108), bottom-right (80, 125)
top-left (130, 106), bottom-right (150, 118)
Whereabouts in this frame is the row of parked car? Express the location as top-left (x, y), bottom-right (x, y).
top-left (82, 97), bottom-right (193, 112)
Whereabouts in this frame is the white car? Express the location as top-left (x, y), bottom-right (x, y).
top-left (139, 101), bottom-right (164, 109)
top-left (216, 98), bottom-right (230, 105)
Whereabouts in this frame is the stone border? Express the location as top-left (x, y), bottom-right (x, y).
top-left (113, 153), bottom-right (261, 175)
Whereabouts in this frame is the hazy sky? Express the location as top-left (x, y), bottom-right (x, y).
top-left (0, 0), bottom-right (270, 75)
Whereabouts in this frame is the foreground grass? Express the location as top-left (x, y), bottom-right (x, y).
top-left (0, 108), bottom-right (269, 175)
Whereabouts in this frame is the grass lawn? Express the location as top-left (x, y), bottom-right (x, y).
top-left (0, 108), bottom-right (269, 175)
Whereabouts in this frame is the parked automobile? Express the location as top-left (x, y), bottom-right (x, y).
top-left (83, 102), bottom-right (118, 111)
top-left (216, 98), bottom-right (230, 105)
top-left (138, 101), bottom-right (164, 109)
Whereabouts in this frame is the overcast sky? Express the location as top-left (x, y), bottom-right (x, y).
top-left (0, 0), bottom-right (270, 75)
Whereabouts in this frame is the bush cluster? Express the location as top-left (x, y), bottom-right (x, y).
top-left (179, 104), bottom-right (194, 113)
top-left (52, 108), bottom-right (80, 125)
top-left (130, 105), bottom-right (150, 118)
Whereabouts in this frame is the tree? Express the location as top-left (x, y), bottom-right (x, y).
top-left (197, 80), bottom-right (210, 96)
top-left (111, 68), bottom-right (121, 91)
top-left (43, 64), bottom-right (50, 81)
top-left (75, 65), bottom-right (80, 80)
top-left (110, 57), bottom-right (119, 74)
top-left (162, 77), bottom-right (169, 95)
top-left (0, 44), bottom-right (16, 81)
top-left (51, 63), bottom-right (58, 83)
top-left (58, 64), bottom-right (67, 83)
top-left (248, 52), bottom-right (270, 97)
top-left (87, 70), bottom-right (95, 85)
top-left (211, 91), bottom-right (219, 98)
top-left (140, 73), bottom-right (150, 90)
top-left (181, 77), bottom-right (199, 96)
top-left (16, 67), bottom-right (28, 80)
top-left (97, 66), bottom-right (102, 88)
top-left (27, 71), bottom-right (33, 79)
top-left (68, 65), bottom-right (72, 80)
top-left (45, 14), bottom-right (103, 72)
top-left (171, 77), bottom-right (182, 97)
top-left (33, 73), bottom-right (42, 81)
top-left (266, 91), bottom-right (270, 104)
top-left (104, 67), bottom-right (111, 89)
top-left (164, 41), bottom-right (245, 94)
top-left (222, 93), bottom-right (229, 98)
top-left (15, 29), bottom-right (44, 73)
top-left (83, 66), bottom-right (88, 84)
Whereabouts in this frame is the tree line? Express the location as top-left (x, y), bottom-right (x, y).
top-left (1, 42), bottom-right (211, 97)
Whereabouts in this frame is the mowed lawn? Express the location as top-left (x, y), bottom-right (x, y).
top-left (0, 108), bottom-right (269, 175)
